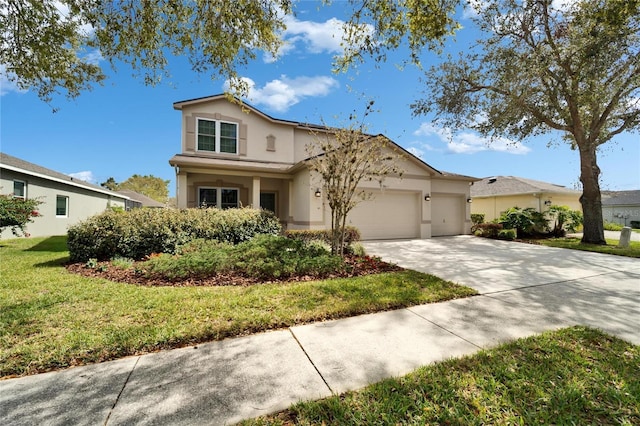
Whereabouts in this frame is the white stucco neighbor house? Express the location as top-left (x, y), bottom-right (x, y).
top-left (0, 153), bottom-right (129, 238)
top-left (169, 95), bottom-right (479, 240)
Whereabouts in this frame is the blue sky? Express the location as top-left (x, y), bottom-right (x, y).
top-left (1, 1), bottom-right (639, 197)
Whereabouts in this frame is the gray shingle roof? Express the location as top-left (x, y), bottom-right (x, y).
top-left (115, 190), bottom-right (167, 208)
top-left (471, 176), bottom-right (581, 197)
top-left (602, 190), bottom-right (640, 206)
top-left (0, 152), bottom-right (127, 199)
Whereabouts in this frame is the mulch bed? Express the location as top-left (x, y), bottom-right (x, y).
top-left (65, 255), bottom-right (402, 287)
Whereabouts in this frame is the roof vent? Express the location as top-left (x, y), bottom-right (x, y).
top-left (488, 177), bottom-right (497, 183)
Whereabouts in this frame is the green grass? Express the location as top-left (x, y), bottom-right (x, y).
top-left (0, 236), bottom-right (477, 378)
top-left (243, 327), bottom-right (640, 425)
top-left (533, 237), bottom-right (640, 258)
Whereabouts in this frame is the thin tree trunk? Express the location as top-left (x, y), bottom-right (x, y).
top-left (578, 142), bottom-right (606, 245)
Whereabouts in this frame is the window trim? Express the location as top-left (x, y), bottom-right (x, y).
top-left (197, 186), bottom-right (239, 209)
top-left (196, 118), bottom-right (238, 155)
top-left (56, 195), bottom-right (69, 218)
top-left (13, 180), bottom-right (26, 199)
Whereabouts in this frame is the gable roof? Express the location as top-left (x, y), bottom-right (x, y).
top-left (172, 94), bottom-right (479, 182)
top-left (0, 152), bottom-right (128, 199)
top-left (602, 190), bottom-right (640, 206)
top-left (471, 175), bottom-right (581, 197)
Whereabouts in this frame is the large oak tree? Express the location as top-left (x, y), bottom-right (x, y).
top-left (413, 0), bottom-right (640, 244)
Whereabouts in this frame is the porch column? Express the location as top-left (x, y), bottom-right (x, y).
top-left (177, 172), bottom-right (188, 209)
top-left (252, 176), bottom-right (261, 208)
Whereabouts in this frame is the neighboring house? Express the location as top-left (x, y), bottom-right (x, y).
top-left (470, 175), bottom-right (582, 222)
top-left (169, 95), bottom-right (479, 240)
top-left (602, 190), bottom-right (640, 227)
top-left (0, 153), bottom-right (128, 238)
top-left (115, 190), bottom-right (167, 209)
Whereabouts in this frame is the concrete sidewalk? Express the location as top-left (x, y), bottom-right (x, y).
top-left (1, 237), bottom-right (639, 425)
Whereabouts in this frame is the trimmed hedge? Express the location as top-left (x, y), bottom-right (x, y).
top-left (67, 208), bottom-right (281, 262)
top-left (284, 227), bottom-right (361, 244)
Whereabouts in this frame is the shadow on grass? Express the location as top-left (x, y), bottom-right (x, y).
top-left (26, 236), bottom-right (68, 253)
top-left (34, 257), bottom-right (70, 268)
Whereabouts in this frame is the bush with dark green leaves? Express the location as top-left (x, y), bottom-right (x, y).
top-left (499, 207), bottom-right (548, 237)
top-left (67, 208), bottom-right (281, 262)
top-left (284, 227), bottom-right (361, 244)
top-left (473, 222), bottom-right (503, 238)
top-left (497, 229), bottom-right (517, 240)
top-left (143, 235), bottom-right (344, 281)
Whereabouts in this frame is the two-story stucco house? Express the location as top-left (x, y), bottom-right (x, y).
top-left (0, 153), bottom-right (128, 238)
top-left (169, 95), bottom-right (479, 240)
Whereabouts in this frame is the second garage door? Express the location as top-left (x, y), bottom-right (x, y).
top-left (347, 191), bottom-right (420, 240)
top-left (431, 194), bottom-right (464, 236)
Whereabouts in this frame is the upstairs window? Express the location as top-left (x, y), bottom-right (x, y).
top-left (13, 180), bottom-right (25, 199)
top-left (197, 119), bottom-right (238, 154)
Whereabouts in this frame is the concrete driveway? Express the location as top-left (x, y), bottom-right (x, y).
top-left (364, 236), bottom-right (640, 345)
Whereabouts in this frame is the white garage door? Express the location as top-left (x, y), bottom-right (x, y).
top-left (347, 191), bottom-right (420, 240)
top-left (431, 194), bottom-right (464, 236)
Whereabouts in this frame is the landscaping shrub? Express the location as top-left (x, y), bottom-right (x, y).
top-left (631, 221), bottom-right (640, 229)
top-left (346, 242), bottom-right (367, 256)
top-left (67, 207), bottom-right (281, 262)
top-left (603, 221), bottom-right (624, 231)
top-left (0, 195), bottom-right (42, 237)
top-left (231, 235), bottom-right (344, 279)
top-left (143, 240), bottom-right (233, 280)
top-left (470, 213), bottom-right (485, 233)
top-left (142, 235), bottom-right (344, 281)
top-left (499, 207), bottom-right (548, 237)
top-left (284, 227), bottom-right (361, 244)
top-left (545, 205), bottom-right (583, 236)
top-left (474, 223), bottom-right (503, 238)
top-left (497, 229), bottom-right (516, 240)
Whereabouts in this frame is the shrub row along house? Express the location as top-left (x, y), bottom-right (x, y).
top-left (169, 95), bottom-right (479, 240)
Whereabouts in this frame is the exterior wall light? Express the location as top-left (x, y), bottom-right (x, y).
top-left (424, 194), bottom-right (431, 201)
top-left (314, 189), bottom-right (321, 198)
top-left (467, 197), bottom-right (473, 203)
top-left (544, 200), bottom-right (552, 206)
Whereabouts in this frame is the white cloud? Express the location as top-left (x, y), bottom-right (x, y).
top-left (266, 14), bottom-right (374, 62)
top-left (413, 122), bottom-right (531, 155)
top-left (463, 0), bottom-right (489, 19)
top-left (225, 75), bottom-right (339, 112)
top-left (0, 65), bottom-right (26, 96)
top-left (68, 171), bottom-right (96, 183)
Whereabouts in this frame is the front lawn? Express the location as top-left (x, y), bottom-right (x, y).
top-left (243, 326), bottom-right (640, 425)
top-left (0, 236), bottom-right (477, 378)
top-left (532, 237), bottom-right (640, 258)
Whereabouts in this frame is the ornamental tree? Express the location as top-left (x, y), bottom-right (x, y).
top-left (305, 101), bottom-right (403, 255)
top-left (0, 195), bottom-right (42, 237)
top-left (413, 0), bottom-right (640, 244)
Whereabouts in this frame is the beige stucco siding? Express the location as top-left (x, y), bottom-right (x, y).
top-left (472, 193), bottom-right (582, 222)
top-left (180, 102), bottom-right (297, 164)
top-left (172, 96), bottom-right (478, 239)
top-left (1, 170), bottom-right (125, 238)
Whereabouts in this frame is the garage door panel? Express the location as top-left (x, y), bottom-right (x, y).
top-left (431, 194), bottom-right (463, 236)
top-left (347, 191), bottom-right (420, 240)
